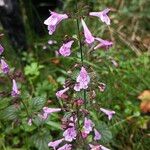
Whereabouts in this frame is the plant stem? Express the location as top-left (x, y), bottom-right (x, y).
top-left (75, 2), bottom-right (88, 148)
top-left (20, 98), bottom-right (30, 118)
top-left (75, 1), bottom-right (83, 66)
top-left (75, 1), bottom-right (87, 109)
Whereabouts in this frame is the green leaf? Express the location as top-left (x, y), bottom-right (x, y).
top-left (97, 122), bottom-right (112, 144)
top-left (46, 121), bottom-right (61, 130)
top-left (56, 76), bottom-right (66, 85)
top-left (0, 105), bottom-right (19, 121)
top-left (20, 118), bottom-right (36, 132)
top-left (33, 116), bottom-right (44, 127)
top-left (0, 98), bottom-right (10, 110)
top-left (29, 97), bottom-right (46, 112)
top-left (35, 80), bottom-right (57, 97)
top-left (24, 62), bottom-right (44, 79)
top-left (31, 129), bottom-right (51, 150)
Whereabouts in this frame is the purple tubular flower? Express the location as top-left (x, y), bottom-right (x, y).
top-left (74, 67), bottom-right (90, 91)
top-left (0, 44), bottom-right (4, 55)
top-left (44, 11), bottom-right (68, 35)
top-left (94, 38), bottom-right (113, 50)
top-left (48, 138), bottom-right (64, 149)
top-left (0, 59), bottom-right (9, 74)
top-left (89, 144), bottom-right (100, 150)
top-left (83, 117), bottom-right (94, 134)
top-left (94, 128), bottom-right (101, 140)
top-left (89, 8), bottom-right (111, 25)
top-left (81, 19), bottom-right (95, 44)
top-left (56, 87), bottom-right (69, 98)
top-left (81, 131), bottom-right (88, 139)
top-left (57, 144), bottom-right (72, 150)
top-left (89, 144), bottom-right (110, 150)
top-left (41, 107), bottom-right (61, 119)
top-left (59, 40), bottom-right (74, 57)
top-left (100, 145), bottom-right (111, 150)
top-left (63, 126), bottom-right (77, 142)
top-left (73, 83), bottom-right (81, 92)
top-left (11, 79), bottom-right (20, 97)
top-left (100, 108), bottom-right (115, 120)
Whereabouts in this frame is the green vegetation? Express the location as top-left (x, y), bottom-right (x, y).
top-left (0, 0), bottom-right (149, 150)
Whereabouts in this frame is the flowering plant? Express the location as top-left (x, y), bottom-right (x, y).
top-left (0, 1), bottom-right (115, 150)
top-left (0, 1), bottom-right (149, 150)
top-left (43, 1), bottom-right (115, 149)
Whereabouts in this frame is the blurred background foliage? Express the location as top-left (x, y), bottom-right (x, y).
top-left (0, 0), bottom-right (150, 150)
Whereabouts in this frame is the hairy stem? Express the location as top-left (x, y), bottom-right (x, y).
top-left (20, 98), bottom-right (30, 118)
top-left (75, 1), bottom-right (88, 149)
top-left (75, 1), bottom-right (87, 109)
top-left (75, 2), bottom-right (83, 65)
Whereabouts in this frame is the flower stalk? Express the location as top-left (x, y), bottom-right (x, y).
top-left (75, 0), bottom-right (87, 109)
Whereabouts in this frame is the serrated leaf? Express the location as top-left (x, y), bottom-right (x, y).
top-left (24, 62), bottom-right (44, 78)
top-left (31, 129), bottom-right (51, 150)
top-left (33, 116), bottom-right (44, 127)
top-left (30, 97), bottom-right (46, 112)
top-left (0, 98), bottom-right (10, 109)
top-left (0, 105), bottom-right (19, 121)
top-left (20, 118), bottom-right (36, 132)
top-left (97, 122), bottom-right (112, 143)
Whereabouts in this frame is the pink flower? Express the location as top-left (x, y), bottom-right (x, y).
top-left (0, 44), bottom-right (4, 55)
top-left (100, 108), bottom-right (115, 120)
top-left (73, 83), bottom-right (81, 92)
top-left (74, 99), bottom-right (84, 106)
top-left (98, 82), bottom-right (106, 92)
top-left (28, 118), bottom-right (32, 126)
top-left (56, 87), bottom-right (69, 98)
top-left (11, 79), bottom-right (20, 97)
top-left (48, 138), bottom-right (64, 149)
top-left (90, 8), bottom-right (111, 25)
top-left (57, 144), bottom-right (72, 150)
top-left (100, 145), bottom-right (110, 150)
top-left (59, 40), bottom-right (74, 57)
top-left (63, 126), bottom-right (77, 142)
top-left (74, 67), bottom-right (90, 91)
top-left (89, 144), bottom-right (100, 150)
top-left (0, 59), bottom-right (9, 74)
top-left (83, 117), bottom-right (94, 134)
top-left (94, 128), bottom-right (101, 140)
top-left (44, 11), bottom-right (68, 35)
top-left (81, 131), bottom-right (88, 139)
top-left (94, 38), bottom-right (113, 50)
top-left (41, 107), bottom-right (61, 119)
top-left (81, 19), bottom-right (95, 44)
top-left (89, 144), bottom-right (110, 150)
top-left (68, 116), bottom-right (77, 127)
